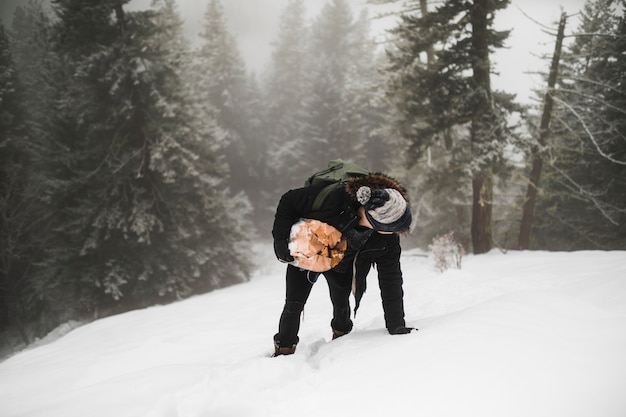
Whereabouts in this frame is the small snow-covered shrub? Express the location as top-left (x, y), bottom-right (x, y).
top-left (429, 231), bottom-right (465, 272)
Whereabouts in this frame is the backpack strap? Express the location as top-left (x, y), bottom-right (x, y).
top-left (311, 182), bottom-right (343, 212)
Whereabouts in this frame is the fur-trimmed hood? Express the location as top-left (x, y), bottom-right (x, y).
top-left (345, 173), bottom-right (410, 203)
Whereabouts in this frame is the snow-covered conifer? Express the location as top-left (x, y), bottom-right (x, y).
top-left (45, 0), bottom-right (252, 318)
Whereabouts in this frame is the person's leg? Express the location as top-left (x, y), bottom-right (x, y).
top-left (274, 266), bottom-right (318, 354)
top-left (324, 270), bottom-right (353, 338)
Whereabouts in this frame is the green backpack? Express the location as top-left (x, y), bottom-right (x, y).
top-left (305, 159), bottom-right (370, 211)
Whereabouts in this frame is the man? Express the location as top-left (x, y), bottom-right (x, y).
top-left (272, 171), bottom-right (415, 356)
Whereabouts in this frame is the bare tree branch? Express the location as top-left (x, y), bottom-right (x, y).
top-left (557, 88), bottom-right (626, 116)
top-left (549, 162), bottom-right (624, 225)
top-left (553, 95), bottom-right (626, 165)
top-left (562, 75), bottom-right (626, 99)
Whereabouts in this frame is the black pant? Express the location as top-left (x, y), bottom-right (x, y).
top-left (274, 264), bottom-right (353, 347)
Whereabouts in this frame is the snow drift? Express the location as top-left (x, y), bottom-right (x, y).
top-left (1, 245), bottom-right (625, 417)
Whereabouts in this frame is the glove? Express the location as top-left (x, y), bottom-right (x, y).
top-left (274, 239), bottom-right (294, 263)
top-left (388, 326), bottom-right (416, 335)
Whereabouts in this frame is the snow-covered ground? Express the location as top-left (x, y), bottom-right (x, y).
top-left (1, 243), bottom-right (625, 417)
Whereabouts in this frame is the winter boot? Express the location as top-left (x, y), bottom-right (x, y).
top-left (273, 342), bottom-right (297, 357)
top-left (332, 329), bottom-right (350, 340)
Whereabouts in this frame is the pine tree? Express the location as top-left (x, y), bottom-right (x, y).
top-left (48, 0), bottom-right (252, 318)
top-left (0, 21), bottom-right (34, 344)
top-left (9, 1), bottom-right (57, 147)
top-left (238, 73), bottom-right (273, 228)
top-left (350, 11), bottom-right (392, 171)
top-left (385, 0), bottom-right (515, 253)
top-left (291, 0), bottom-right (381, 177)
top-left (532, 0), bottom-right (626, 249)
top-left (302, 0), bottom-right (358, 169)
top-left (193, 0), bottom-right (256, 197)
top-left (4, 0), bottom-right (64, 344)
top-left (518, 12), bottom-right (568, 250)
top-left (264, 0), bottom-right (310, 191)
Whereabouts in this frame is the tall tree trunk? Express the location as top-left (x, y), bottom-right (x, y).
top-left (518, 12), bottom-right (567, 250)
top-left (471, 174), bottom-right (493, 253)
top-left (469, 0), bottom-right (494, 254)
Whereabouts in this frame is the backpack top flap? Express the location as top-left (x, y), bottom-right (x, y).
top-left (306, 159), bottom-right (370, 211)
top-left (305, 159), bottom-right (370, 187)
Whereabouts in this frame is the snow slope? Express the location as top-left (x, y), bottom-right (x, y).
top-left (1, 244), bottom-right (625, 417)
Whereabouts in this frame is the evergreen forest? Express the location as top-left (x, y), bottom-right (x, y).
top-left (1, 0), bottom-right (624, 354)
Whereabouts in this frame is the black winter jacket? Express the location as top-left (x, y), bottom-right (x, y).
top-left (272, 178), bottom-right (407, 330)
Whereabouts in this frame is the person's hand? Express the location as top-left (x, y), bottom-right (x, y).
top-left (388, 326), bottom-right (416, 335)
top-left (274, 239), bottom-right (294, 263)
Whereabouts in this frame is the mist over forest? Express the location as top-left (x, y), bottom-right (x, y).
top-left (1, 0), bottom-right (624, 355)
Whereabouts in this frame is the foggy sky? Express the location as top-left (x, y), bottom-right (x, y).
top-left (143, 0), bottom-right (588, 104)
top-left (1, 0), bottom-right (590, 104)
top-left (168, 0), bottom-right (588, 104)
